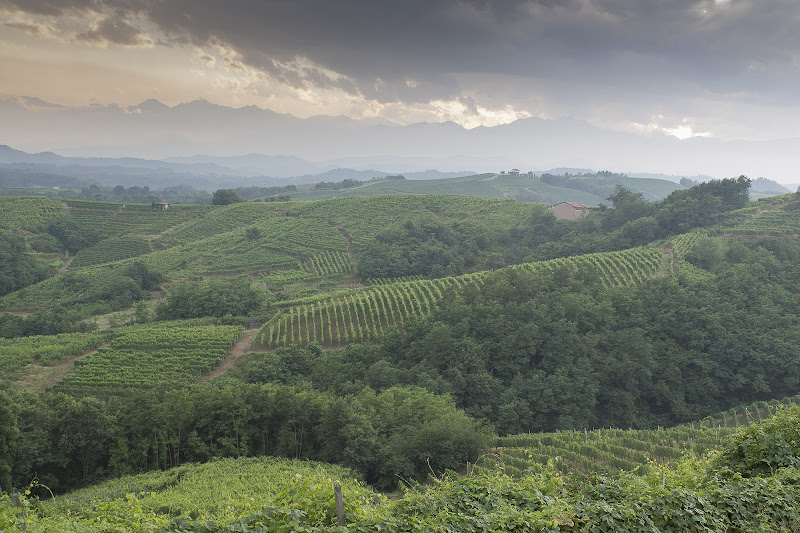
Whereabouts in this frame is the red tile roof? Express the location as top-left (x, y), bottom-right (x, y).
top-left (555, 201), bottom-right (591, 209)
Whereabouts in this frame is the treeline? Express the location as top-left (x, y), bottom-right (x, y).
top-left (539, 169), bottom-right (630, 198)
top-left (313, 175), bottom-right (404, 191)
top-left (0, 231), bottom-right (50, 297)
top-left (0, 381), bottom-right (491, 493)
top-left (233, 184), bottom-right (297, 201)
top-left (261, 234), bottom-right (800, 435)
top-left (361, 177), bottom-right (751, 279)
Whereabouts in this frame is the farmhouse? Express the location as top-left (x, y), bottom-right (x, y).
top-left (553, 201), bottom-right (590, 220)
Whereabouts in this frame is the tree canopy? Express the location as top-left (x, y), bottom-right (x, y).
top-left (211, 189), bottom-right (244, 205)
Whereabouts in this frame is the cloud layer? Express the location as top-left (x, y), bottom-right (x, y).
top-left (2, 1), bottom-right (800, 137)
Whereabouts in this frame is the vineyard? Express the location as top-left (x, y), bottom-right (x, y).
top-left (69, 235), bottom-right (151, 269)
top-left (0, 331), bottom-right (110, 377)
top-left (39, 457), bottom-right (378, 529)
top-left (482, 425), bottom-right (735, 478)
top-left (286, 194), bottom-right (538, 245)
top-left (64, 200), bottom-right (207, 238)
top-left (155, 202), bottom-right (289, 246)
top-left (481, 395), bottom-right (800, 480)
top-left (141, 216), bottom-right (350, 278)
top-left (53, 324), bottom-right (243, 396)
top-left (0, 196), bottom-right (64, 231)
top-left (254, 275), bottom-right (476, 348)
top-left (729, 208), bottom-right (800, 235)
top-left (254, 246), bottom-right (665, 349)
top-left (699, 394), bottom-right (800, 429)
top-left (309, 250), bottom-right (354, 277)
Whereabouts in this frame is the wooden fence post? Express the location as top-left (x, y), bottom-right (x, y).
top-left (334, 484), bottom-right (345, 526)
top-left (11, 492), bottom-right (27, 531)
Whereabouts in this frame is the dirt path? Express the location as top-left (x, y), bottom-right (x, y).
top-left (19, 344), bottom-right (106, 391)
top-left (202, 329), bottom-right (257, 381)
top-left (59, 255), bottom-right (75, 273)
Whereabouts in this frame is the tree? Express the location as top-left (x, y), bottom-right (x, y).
top-left (46, 217), bottom-right (100, 254)
top-left (245, 226), bottom-right (262, 241)
top-left (0, 389), bottom-right (19, 491)
top-left (156, 276), bottom-right (264, 319)
top-left (0, 231), bottom-right (47, 296)
top-left (212, 189), bottom-right (244, 205)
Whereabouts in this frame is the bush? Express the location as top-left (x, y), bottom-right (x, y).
top-left (715, 405), bottom-right (800, 476)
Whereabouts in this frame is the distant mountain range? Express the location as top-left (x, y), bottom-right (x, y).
top-left (0, 142), bottom-right (789, 202)
top-left (2, 96), bottom-right (800, 184)
top-left (0, 144), bottom-right (478, 190)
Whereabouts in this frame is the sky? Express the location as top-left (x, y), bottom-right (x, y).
top-left (1, 1), bottom-right (800, 142)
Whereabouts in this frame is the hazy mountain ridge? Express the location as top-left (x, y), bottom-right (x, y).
top-left (3, 97), bottom-right (800, 183)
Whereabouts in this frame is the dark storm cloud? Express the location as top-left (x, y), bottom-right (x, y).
top-left (0, 0), bottom-right (101, 16)
top-left (140, 0), bottom-right (800, 104)
top-left (3, 0), bottom-right (799, 105)
top-left (76, 14), bottom-right (151, 46)
top-left (4, 22), bottom-right (43, 35)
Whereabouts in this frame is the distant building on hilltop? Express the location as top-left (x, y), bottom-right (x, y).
top-left (509, 168), bottom-right (520, 175)
top-left (553, 201), bottom-right (590, 220)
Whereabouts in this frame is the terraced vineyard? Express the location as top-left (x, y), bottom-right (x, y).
top-left (479, 425), bottom-right (735, 478)
top-left (54, 324), bottom-right (243, 396)
top-left (255, 246), bottom-right (664, 349)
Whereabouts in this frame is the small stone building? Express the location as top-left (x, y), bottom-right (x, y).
top-left (553, 201), bottom-right (590, 220)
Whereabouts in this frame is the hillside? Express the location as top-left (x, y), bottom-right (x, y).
top-left (282, 171), bottom-right (684, 204)
top-left (3, 179), bottom-right (800, 514)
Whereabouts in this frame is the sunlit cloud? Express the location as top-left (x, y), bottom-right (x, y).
top-left (629, 115), bottom-right (712, 140)
top-left (429, 98), bottom-right (531, 128)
